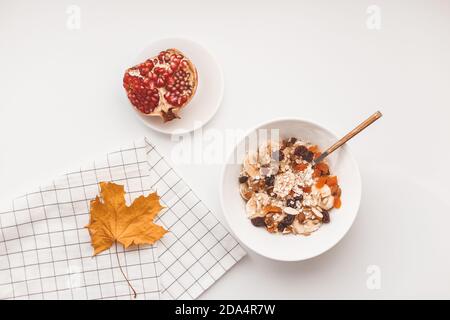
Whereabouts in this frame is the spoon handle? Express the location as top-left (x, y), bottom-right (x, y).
top-left (314, 111), bottom-right (382, 164)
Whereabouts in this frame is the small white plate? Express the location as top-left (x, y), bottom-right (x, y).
top-left (220, 118), bottom-right (362, 261)
top-left (129, 37), bottom-right (224, 135)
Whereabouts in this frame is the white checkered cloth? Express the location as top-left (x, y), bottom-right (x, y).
top-left (0, 138), bottom-right (246, 300)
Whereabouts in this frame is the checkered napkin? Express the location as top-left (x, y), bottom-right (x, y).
top-left (0, 138), bottom-right (246, 300)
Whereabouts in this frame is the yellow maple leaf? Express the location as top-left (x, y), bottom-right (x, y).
top-left (86, 181), bottom-right (167, 256)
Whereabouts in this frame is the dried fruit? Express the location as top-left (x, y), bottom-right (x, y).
top-left (322, 210), bottom-right (330, 223)
top-left (286, 137), bottom-right (297, 147)
top-left (330, 185), bottom-right (342, 197)
top-left (313, 162), bottom-right (330, 176)
top-left (265, 175), bottom-right (275, 186)
top-left (278, 214), bottom-right (295, 232)
top-left (293, 163), bottom-right (308, 172)
top-left (308, 145), bottom-right (319, 153)
top-left (334, 197), bottom-right (342, 209)
top-left (263, 205), bottom-right (282, 214)
top-left (251, 217), bottom-right (266, 227)
top-left (313, 168), bottom-right (322, 178)
top-left (316, 176), bottom-right (328, 189)
top-left (294, 145), bottom-right (308, 157)
top-left (294, 145), bottom-right (314, 163)
top-left (326, 176), bottom-right (338, 187)
top-left (302, 151), bottom-right (314, 163)
top-left (297, 212), bottom-right (306, 223)
top-left (239, 176), bottom-right (249, 184)
top-left (282, 214), bottom-right (295, 225)
top-left (123, 49), bottom-right (198, 122)
top-left (286, 199), bottom-right (296, 208)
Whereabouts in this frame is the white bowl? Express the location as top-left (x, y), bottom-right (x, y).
top-left (220, 118), bottom-right (362, 261)
top-left (129, 37), bottom-right (224, 135)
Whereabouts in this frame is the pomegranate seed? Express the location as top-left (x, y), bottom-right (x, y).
top-left (123, 49), bottom-right (197, 120)
top-left (156, 78), bottom-right (165, 87)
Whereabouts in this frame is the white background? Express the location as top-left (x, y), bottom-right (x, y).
top-left (1, 0), bottom-right (450, 299)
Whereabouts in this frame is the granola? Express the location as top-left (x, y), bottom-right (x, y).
top-left (239, 138), bottom-right (342, 236)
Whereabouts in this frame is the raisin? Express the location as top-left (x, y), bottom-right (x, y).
top-left (294, 145), bottom-right (308, 157)
top-left (303, 151), bottom-right (314, 163)
top-left (239, 176), bottom-right (248, 183)
top-left (282, 214), bottom-right (295, 225)
top-left (265, 175), bottom-right (275, 186)
top-left (287, 137), bottom-right (297, 147)
top-left (251, 217), bottom-right (266, 227)
top-left (294, 195), bottom-right (304, 202)
top-left (286, 199), bottom-right (296, 208)
top-left (278, 215), bottom-right (295, 232)
top-left (322, 210), bottom-right (330, 223)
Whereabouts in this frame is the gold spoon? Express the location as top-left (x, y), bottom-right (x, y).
top-left (313, 111), bottom-right (383, 164)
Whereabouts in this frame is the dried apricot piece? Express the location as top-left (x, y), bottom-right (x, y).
top-left (308, 145), bottom-right (319, 153)
top-left (313, 168), bottom-right (322, 178)
top-left (333, 197), bottom-right (342, 209)
top-left (326, 176), bottom-right (338, 187)
top-left (293, 163), bottom-right (308, 172)
top-left (315, 162), bottom-right (330, 175)
top-left (316, 176), bottom-right (328, 189)
top-left (330, 185), bottom-right (342, 197)
top-left (263, 205), bottom-right (282, 214)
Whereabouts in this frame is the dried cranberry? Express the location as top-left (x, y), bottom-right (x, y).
top-left (251, 217), bottom-right (266, 227)
top-left (239, 176), bottom-right (248, 184)
top-left (294, 145), bottom-right (308, 157)
top-left (286, 137), bottom-right (297, 147)
top-left (303, 151), bottom-right (314, 163)
top-left (265, 175), bottom-right (275, 186)
top-left (322, 210), bottom-right (330, 223)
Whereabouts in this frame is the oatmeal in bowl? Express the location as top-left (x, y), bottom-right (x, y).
top-left (239, 138), bottom-right (342, 236)
top-left (220, 118), bottom-right (361, 261)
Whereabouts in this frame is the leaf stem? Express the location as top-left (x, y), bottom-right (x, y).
top-left (115, 242), bottom-right (137, 299)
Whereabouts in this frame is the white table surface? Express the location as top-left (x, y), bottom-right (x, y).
top-left (1, 0), bottom-right (450, 299)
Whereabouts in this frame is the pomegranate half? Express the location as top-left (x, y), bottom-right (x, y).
top-left (123, 48), bottom-right (198, 122)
